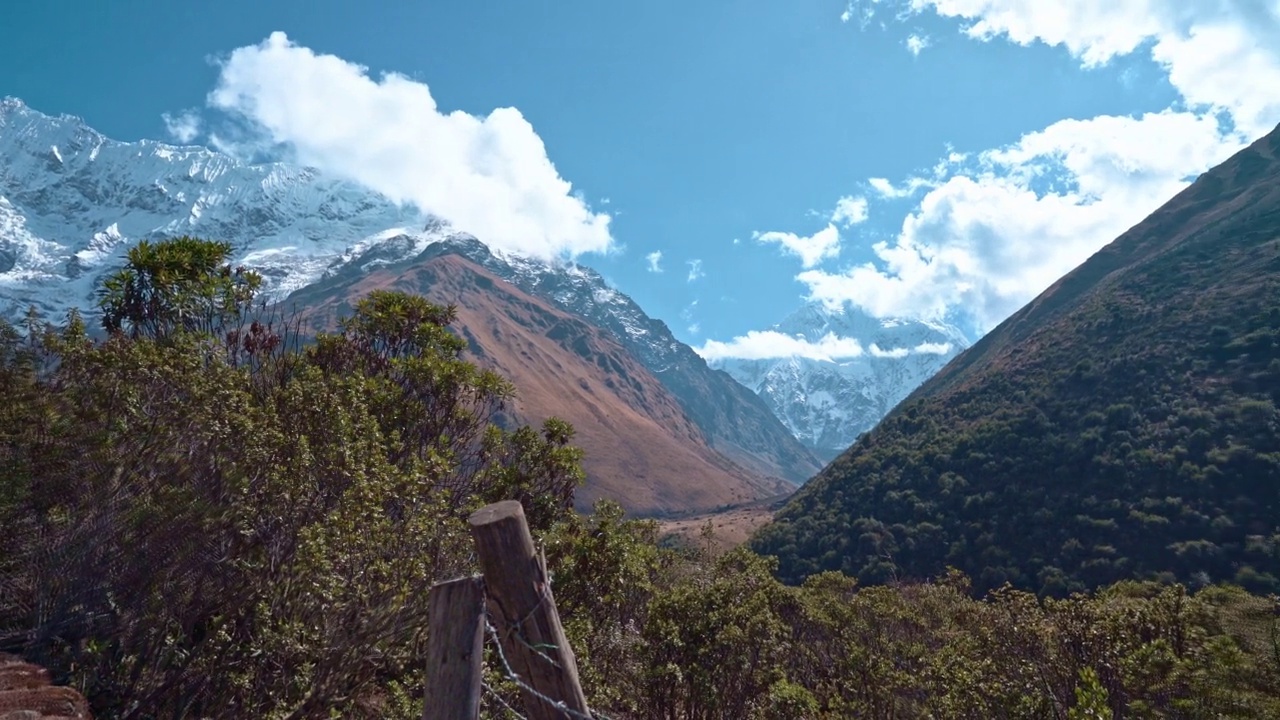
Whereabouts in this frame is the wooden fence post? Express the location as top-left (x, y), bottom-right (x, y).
top-left (424, 576), bottom-right (485, 720)
top-left (468, 501), bottom-right (590, 720)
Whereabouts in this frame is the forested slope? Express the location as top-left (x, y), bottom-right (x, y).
top-left (754, 124), bottom-right (1280, 596)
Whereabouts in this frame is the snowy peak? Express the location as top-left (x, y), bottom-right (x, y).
top-left (0, 101), bottom-right (425, 322)
top-left (0, 99), bottom-right (820, 488)
top-left (710, 302), bottom-right (970, 461)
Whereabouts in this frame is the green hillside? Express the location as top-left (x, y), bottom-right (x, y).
top-left (752, 125), bottom-right (1280, 597)
top-left (3, 238), bottom-right (1278, 718)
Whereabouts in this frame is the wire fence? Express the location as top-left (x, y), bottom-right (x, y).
top-left (481, 612), bottom-right (612, 720)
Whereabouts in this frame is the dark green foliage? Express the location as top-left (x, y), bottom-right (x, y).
top-left (99, 236), bottom-right (262, 339)
top-left (4, 238), bottom-right (1279, 719)
top-left (0, 238), bottom-right (583, 718)
top-left (532, 506), bottom-right (1280, 719)
top-left (550, 514), bottom-right (1280, 719)
top-left (753, 137), bottom-right (1280, 596)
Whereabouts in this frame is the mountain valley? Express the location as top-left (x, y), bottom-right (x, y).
top-left (288, 245), bottom-right (793, 514)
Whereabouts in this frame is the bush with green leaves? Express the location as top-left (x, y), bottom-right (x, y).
top-left (0, 237), bottom-right (583, 718)
top-left (2, 237), bottom-right (1278, 719)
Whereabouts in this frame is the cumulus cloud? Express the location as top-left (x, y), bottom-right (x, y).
top-left (161, 110), bottom-right (202, 143)
top-left (800, 110), bottom-right (1245, 330)
top-left (906, 0), bottom-right (1280, 137)
top-left (645, 250), bottom-right (663, 273)
top-left (698, 331), bottom-right (866, 361)
top-left (831, 195), bottom-right (869, 226)
top-left (204, 32), bottom-right (612, 259)
top-left (696, 331), bottom-right (952, 362)
top-left (686, 259), bottom-right (705, 282)
top-left (795, 1), bottom-right (1280, 333)
top-left (754, 224), bottom-right (841, 268)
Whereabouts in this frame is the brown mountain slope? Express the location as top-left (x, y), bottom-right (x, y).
top-left (288, 253), bottom-right (793, 515)
top-left (410, 237), bottom-right (824, 486)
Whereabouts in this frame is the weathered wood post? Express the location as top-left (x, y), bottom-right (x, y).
top-left (468, 501), bottom-right (590, 720)
top-left (423, 576), bottom-right (485, 720)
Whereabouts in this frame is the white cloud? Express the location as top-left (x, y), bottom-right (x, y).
top-left (869, 176), bottom-right (925, 199)
top-left (906, 0), bottom-right (1280, 137)
top-left (869, 344), bottom-right (909, 359)
top-left (842, 0), bottom-right (889, 27)
top-left (905, 33), bottom-right (931, 55)
top-left (696, 331), bottom-right (952, 362)
top-left (802, 1), bottom-right (1280, 333)
top-left (681, 300), bottom-right (701, 335)
top-left (161, 110), bottom-right (202, 143)
top-left (914, 341), bottom-right (954, 354)
top-left (645, 250), bottom-right (663, 273)
top-left (831, 195), bottom-right (869, 226)
top-left (800, 110), bottom-right (1245, 331)
top-left (754, 224), bottom-right (841, 268)
top-left (686, 259), bottom-right (705, 282)
top-left (698, 331), bottom-right (866, 361)
top-left (205, 32), bottom-right (612, 259)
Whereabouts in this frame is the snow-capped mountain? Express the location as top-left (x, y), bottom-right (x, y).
top-left (710, 303), bottom-right (970, 460)
top-left (0, 98), bottom-right (821, 485)
top-left (0, 96), bottom-right (433, 322)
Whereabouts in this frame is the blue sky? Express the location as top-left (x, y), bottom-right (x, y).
top-left (2, 0), bottom-right (1277, 357)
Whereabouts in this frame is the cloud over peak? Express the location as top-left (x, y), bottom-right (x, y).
top-left (161, 110), bottom-right (202, 144)
top-left (206, 32), bottom-right (612, 260)
top-left (695, 330), bottom-right (954, 362)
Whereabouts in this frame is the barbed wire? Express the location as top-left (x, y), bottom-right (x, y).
top-left (482, 680), bottom-right (528, 720)
top-left (481, 612), bottom-right (615, 720)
